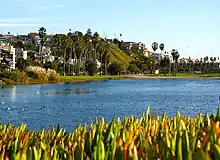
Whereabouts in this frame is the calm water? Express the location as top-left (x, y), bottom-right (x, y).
top-left (0, 79), bottom-right (219, 132)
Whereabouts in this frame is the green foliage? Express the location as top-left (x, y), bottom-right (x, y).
top-left (127, 63), bottom-right (140, 73)
top-left (152, 42), bottom-right (158, 52)
top-left (159, 43), bottom-right (165, 52)
top-left (108, 62), bottom-right (123, 75)
top-left (43, 61), bottom-right (58, 71)
top-left (24, 45), bottom-right (39, 52)
top-left (26, 57), bottom-right (41, 67)
top-left (86, 60), bottom-right (97, 76)
top-left (38, 27), bottom-right (47, 46)
top-left (16, 58), bottom-right (30, 71)
top-left (0, 78), bottom-right (15, 85)
top-left (108, 44), bottom-right (133, 69)
top-left (0, 64), bottom-right (9, 72)
top-left (12, 41), bottom-right (24, 48)
top-left (0, 107), bottom-right (219, 159)
top-left (0, 71), bottom-right (28, 84)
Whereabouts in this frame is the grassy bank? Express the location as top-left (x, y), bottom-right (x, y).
top-left (1, 73), bottom-right (219, 86)
top-left (0, 107), bottom-right (219, 159)
top-left (60, 73), bottom-right (220, 84)
top-left (60, 75), bottom-right (125, 84)
top-left (144, 73), bottom-right (220, 78)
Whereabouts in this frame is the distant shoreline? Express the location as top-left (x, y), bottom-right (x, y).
top-left (1, 73), bottom-right (220, 87)
top-left (124, 75), bottom-right (220, 79)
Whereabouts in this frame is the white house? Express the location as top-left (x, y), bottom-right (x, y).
top-left (0, 43), bottom-right (16, 70)
top-left (15, 48), bottom-right (27, 61)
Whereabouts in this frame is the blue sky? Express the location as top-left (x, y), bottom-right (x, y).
top-left (0, 0), bottom-right (219, 59)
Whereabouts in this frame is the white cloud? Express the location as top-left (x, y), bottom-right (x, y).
top-left (0, 23), bottom-right (41, 27)
top-left (36, 4), bottom-right (65, 10)
top-left (51, 4), bottom-right (65, 8)
top-left (0, 18), bottom-right (43, 22)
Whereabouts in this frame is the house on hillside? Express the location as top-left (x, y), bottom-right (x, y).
top-left (15, 48), bottom-right (28, 61)
top-left (0, 43), bottom-right (16, 70)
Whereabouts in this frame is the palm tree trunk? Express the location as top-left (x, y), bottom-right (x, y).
top-left (175, 61), bottom-right (178, 76)
top-left (73, 50), bottom-right (76, 76)
top-left (78, 53), bottom-right (82, 76)
top-left (100, 53), bottom-right (102, 76)
top-left (40, 45), bottom-right (43, 64)
top-left (68, 57), bottom-right (71, 76)
top-left (105, 56), bottom-right (107, 75)
top-left (84, 50), bottom-right (87, 76)
top-left (63, 48), bottom-right (66, 76)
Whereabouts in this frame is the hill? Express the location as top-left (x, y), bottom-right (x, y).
top-left (109, 44), bottom-right (133, 69)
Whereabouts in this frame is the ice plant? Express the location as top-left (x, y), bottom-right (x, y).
top-left (0, 106), bottom-right (219, 159)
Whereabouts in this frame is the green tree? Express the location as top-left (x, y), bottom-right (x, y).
top-left (75, 35), bottom-right (85, 76)
top-left (86, 28), bottom-right (92, 37)
top-left (86, 60), bottom-right (97, 76)
top-left (127, 63), bottom-right (140, 73)
top-left (92, 32), bottom-right (100, 61)
top-left (108, 62), bottom-right (123, 75)
top-left (159, 43), bottom-right (165, 64)
top-left (171, 49), bottom-right (180, 76)
top-left (152, 42), bottom-right (158, 52)
top-left (61, 35), bottom-right (72, 76)
top-left (159, 43), bottom-right (165, 54)
top-left (103, 42), bottom-right (111, 75)
top-left (16, 58), bottom-right (30, 71)
top-left (38, 27), bottom-right (47, 63)
top-left (43, 61), bottom-right (58, 71)
top-left (14, 41), bottom-right (24, 48)
top-left (160, 57), bottom-right (170, 76)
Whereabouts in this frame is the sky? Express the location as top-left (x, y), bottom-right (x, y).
top-left (0, 0), bottom-right (219, 59)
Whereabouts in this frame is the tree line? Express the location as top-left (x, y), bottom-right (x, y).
top-left (6, 27), bottom-right (220, 76)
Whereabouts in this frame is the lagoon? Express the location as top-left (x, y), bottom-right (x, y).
top-left (0, 78), bottom-right (219, 132)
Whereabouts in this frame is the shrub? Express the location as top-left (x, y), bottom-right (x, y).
top-left (46, 69), bottom-right (60, 82)
top-left (0, 71), bottom-right (28, 84)
top-left (108, 62), bottom-right (123, 75)
top-left (44, 61), bottom-right (58, 71)
top-left (86, 60), bottom-right (97, 76)
top-left (26, 66), bottom-right (60, 82)
top-left (127, 63), bottom-right (140, 73)
top-left (26, 66), bottom-right (48, 81)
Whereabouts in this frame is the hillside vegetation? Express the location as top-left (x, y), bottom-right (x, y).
top-left (109, 44), bottom-right (133, 69)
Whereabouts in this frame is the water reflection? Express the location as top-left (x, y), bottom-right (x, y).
top-left (41, 88), bottom-right (97, 95)
top-left (0, 79), bottom-right (219, 132)
top-left (11, 86), bottom-right (16, 101)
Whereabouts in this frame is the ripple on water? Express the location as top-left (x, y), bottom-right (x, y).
top-left (0, 79), bottom-right (219, 131)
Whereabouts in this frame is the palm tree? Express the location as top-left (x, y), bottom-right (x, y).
top-left (92, 32), bottom-right (100, 61)
top-left (103, 42), bottom-right (111, 75)
top-left (67, 36), bottom-right (74, 76)
top-left (171, 49), bottom-right (180, 76)
top-left (16, 58), bottom-right (30, 71)
top-left (75, 35), bottom-right (85, 76)
top-left (160, 56), bottom-right (170, 76)
top-left (97, 40), bottom-right (106, 76)
top-left (151, 42), bottom-right (158, 73)
top-left (152, 42), bottom-right (158, 52)
top-left (38, 27), bottom-right (47, 64)
top-left (159, 43), bottom-right (165, 54)
top-left (159, 43), bottom-right (165, 68)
